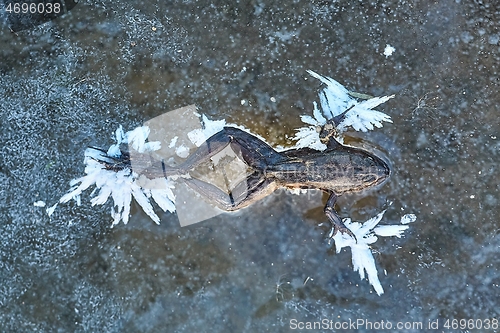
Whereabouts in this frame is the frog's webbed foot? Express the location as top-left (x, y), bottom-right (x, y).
top-left (324, 207), bottom-right (357, 242)
top-left (87, 147), bottom-right (131, 171)
top-left (324, 192), bottom-right (357, 242)
top-left (327, 216), bottom-right (357, 242)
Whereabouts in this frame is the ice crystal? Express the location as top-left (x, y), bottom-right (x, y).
top-left (187, 114), bottom-right (226, 147)
top-left (330, 211), bottom-right (410, 295)
top-left (294, 70), bottom-right (393, 150)
top-left (294, 102), bottom-right (329, 150)
top-left (383, 44), bottom-right (396, 58)
top-left (54, 126), bottom-right (176, 226)
top-left (401, 213), bottom-right (417, 224)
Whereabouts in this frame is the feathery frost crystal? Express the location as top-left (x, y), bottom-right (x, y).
top-left (294, 70), bottom-right (393, 150)
top-left (330, 211), bottom-right (410, 295)
top-left (55, 126), bottom-right (176, 226)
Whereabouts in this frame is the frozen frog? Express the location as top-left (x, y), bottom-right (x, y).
top-left (95, 110), bottom-right (390, 240)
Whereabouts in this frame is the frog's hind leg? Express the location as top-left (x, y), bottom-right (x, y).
top-left (168, 129), bottom-right (234, 175)
top-left (98, 127), bottom-right (283, 179)
top-left (179, 171), bottom-right (277, 211)
top-left (161, 127), bottom-right (284, 177)
top-left (223, 127), bottom-right (286, 169)
top-left (134, 129), bottom-right (235, 178)
top-left (324, 192), bottom-right (357, 242)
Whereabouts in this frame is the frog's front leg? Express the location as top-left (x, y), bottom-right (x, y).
top-left (324, 192), bottom-right (357, 241)
top-left (318, 105), bottom-right (356, 148)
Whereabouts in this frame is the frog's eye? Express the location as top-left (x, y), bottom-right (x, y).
top-left (315, 125), bottom-right (322, 133)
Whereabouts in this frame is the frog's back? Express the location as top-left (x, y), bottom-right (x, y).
top-left (267, 145), bottom-right (390, 194)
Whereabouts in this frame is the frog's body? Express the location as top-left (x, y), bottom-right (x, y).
top-left (267, 144), bottom-right (389, 194)
top-left (96, 118), bottom-right (390, 239)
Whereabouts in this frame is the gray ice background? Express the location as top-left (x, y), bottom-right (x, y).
top-left (1, 1), bottom-right (499, 332)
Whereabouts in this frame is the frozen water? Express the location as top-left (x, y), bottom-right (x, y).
top-left (383, 44), bottom-right (396, 58)
top-left (330, 210), bottom-right (410, 295)
top-left (33, 200), bottom-right (46, 207)
top-left (56, 127), bottom-right (176, 226)
top-left (401, 213), bottom-right (417, 224)
top-left (294, 71), bottom-right (393, 149)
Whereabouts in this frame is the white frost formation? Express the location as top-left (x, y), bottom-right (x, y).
top-left (401, 213), bottom-right (417, 224)
top-left (187, 114), bottom-right (226, 147)
top-left (383, 44), bottom-right (396, 58)
top-left (54, 126), bottom-right (176, 226)
top-left (330, 211), bottom-right (409, 296)
top-left (294, 70), bottom-right (393, 150)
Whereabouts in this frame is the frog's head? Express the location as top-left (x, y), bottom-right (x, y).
top-left (349, 150), bottom-right (390, 191)
top-left (327, 147), bottom-right (390, 195)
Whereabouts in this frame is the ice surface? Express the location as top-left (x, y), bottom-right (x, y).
top-left (1, 1), bottom-right (496, 330)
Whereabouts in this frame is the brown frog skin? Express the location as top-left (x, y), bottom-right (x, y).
top-left (93, 116), bottom-right (390, 240)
